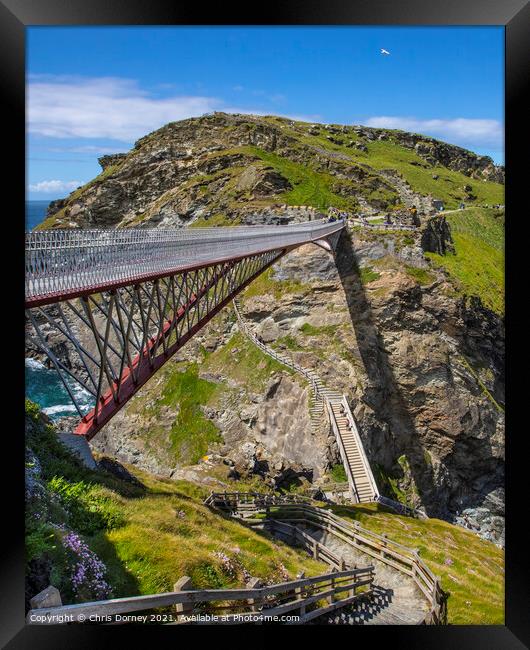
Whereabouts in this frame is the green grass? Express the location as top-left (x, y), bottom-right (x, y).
top-left (242, 267), bottom-right (310, 300)
top-left (189, 212), bottom-right (236, 227)
top-left (158, 364), bottom-right (223, 464)
top-left (328, 464), bottom-right (347, 483)
top-left (425, 207), bottom-right (504, 314)
top-left (296, 134), bottom-right (504, 210)
top-left (273, 334), bottom-right (305, 351)
top-left (25, 401), bottom-right (504, 623)
top-left (326, 502), bottom-right (504, 625)
top-left (299, 323), bottom-right (340, 336)
top-left (25, 402), bottom-right (328, 605)
top-left (359, 266), bottom-right (381, 285)
top-left (247, 146), bottom-right (357, 210)
top-left (202, 331), bottom-right (296, 392)
top-left (404, 265), bottom-right (436, 286)
top-left (129, 362), bottom-right (223, 465)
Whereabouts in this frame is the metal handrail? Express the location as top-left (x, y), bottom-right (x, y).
top-left (232, 297), bottom-right (323, 403)
top-left (26, 219), bottom-right (345, 304)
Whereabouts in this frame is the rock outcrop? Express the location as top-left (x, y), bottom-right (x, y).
top-left (36, 112), bottom-right (504, 231)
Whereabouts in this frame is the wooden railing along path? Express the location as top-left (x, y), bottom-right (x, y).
top-left (27, 490), bottom-right (375, 625)
top-left (206, 492), bottom-right (446, 625)
top-left (27, 566), bottom-right (375, 625)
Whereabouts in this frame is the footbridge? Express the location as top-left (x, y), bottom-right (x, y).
top-left (25, 219), bottom-right (345, 439)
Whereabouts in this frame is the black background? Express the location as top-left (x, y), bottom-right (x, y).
top-left (2, 0), bottom-right (528, 647)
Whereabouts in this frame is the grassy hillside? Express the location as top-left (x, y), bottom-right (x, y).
top-left (328, 502), bottom-right (504, 625)
top-left (425, 207), bottom-right (504, 314)
top-left (258, 117), bottom-right (504, 209)
top-left (25, 400), bottom-right (328, 607)
top-left (26, 401), bottom-right (503, 624)
top-left (36, 113), bottom-right (504, 229)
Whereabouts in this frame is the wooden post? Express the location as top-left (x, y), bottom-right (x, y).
top-left (246, 577), bottom-right (263, 614)
top-left (339, 557), bottom-right (346, 571)
top-left (381, 533), bottom-right (388, 559)
top-left (295, 571), bottom-right (306, 619)
top-left (350, 563), bottom-right (358, 598)
top-left (313, 540), bottom-right (319, 560)
top-left (174, 576), bottom-right (193, 619)
top-left (328, 570), bottom-right (336, 605)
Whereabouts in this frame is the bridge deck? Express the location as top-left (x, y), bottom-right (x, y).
top-left (25, 219), bottom-right (344, 307)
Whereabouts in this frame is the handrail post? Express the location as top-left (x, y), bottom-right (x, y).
top-left (328, 570), bottom-right (336, 605)
top-left (381, 533), bottom-right (388, 559)
top-left (247, 577), bottom-right (263, 615)
top-left (174, 576), bottom-right (193, 620)
top-left (295, 571), bottom-right (306, 620)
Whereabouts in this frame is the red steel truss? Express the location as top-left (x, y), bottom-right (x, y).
top-left (25, 221), bottom-right (344, 439)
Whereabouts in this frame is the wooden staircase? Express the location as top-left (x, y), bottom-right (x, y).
top-left (327, 398), bottom-right (379, 503)
top-left (232, 298), bottom-right (379, 504)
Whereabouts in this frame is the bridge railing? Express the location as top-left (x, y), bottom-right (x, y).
top-left (25, 219), bottom-right (345, 304)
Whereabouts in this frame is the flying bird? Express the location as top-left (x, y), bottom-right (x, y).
top-left (381, 48), bottom-right (390, 55)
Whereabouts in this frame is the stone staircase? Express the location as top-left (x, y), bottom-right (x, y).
top-left (304, 524), bottom-right (429, 625)
top-left (233, 297), bottom-right (327, 434)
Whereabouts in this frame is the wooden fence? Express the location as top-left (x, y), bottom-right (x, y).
top-left (26, 565), bottom-right (374, 625)
top-left (27, 489), bottom-right (376, 625)
top-left (206, 492), bottom-right (447, 625)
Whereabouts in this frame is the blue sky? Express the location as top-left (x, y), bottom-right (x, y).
top-left (27, 26), bottom-right (504, 200)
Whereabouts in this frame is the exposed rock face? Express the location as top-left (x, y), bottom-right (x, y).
top-left (37, 112), bottom-right (503, 231)
top-left (421, 215), bottom-right (455, 254)
top-left (86, 225), bottom-right (504, 544)
top-left (98, 153), bottom-right (127, 170)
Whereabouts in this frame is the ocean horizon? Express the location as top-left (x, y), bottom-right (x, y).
top-left (26, 199), bottom-right (51, 231)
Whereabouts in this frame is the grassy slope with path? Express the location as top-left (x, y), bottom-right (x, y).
top-left (25, 401), bottom-right (328, 606)
top-left (26, 401), bottom-right (503, 624)
top-left (328, 501), bottom-right (504, 625)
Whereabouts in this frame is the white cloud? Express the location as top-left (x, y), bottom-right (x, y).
top-left (29, 179), bottom-right (84, 193)
top-left (27, 75), bottom-right (314, 143)
top-left (28, 76), bottom-right (221, 141)
top-left (49, 145), bottom-right (126, 154)
top-left (364, 116), bottom-right (503, 151)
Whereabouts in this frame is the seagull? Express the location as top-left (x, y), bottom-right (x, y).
top-left (381, 48), bottom-right (390, 55)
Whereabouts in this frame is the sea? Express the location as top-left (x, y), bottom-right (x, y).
top-left (26, 199), bottom-right (50, 231)
top-left (26, 200), bottom-right (95, 419)
top-left (25, 358), bottom-right (94, 420)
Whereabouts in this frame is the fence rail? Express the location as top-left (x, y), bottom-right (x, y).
top-left (26, 516), bottom-right (374, 625)
top-left (206, 492), bottom-right (447, 624)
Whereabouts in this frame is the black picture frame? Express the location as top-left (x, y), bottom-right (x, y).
top-left (5, 0), bottom-right (529, 646)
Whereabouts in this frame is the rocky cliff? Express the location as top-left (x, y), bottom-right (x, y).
top-left (30, 113), bottom-right (505, 545)
top-left (39, 112), bottom-right (504, 230)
